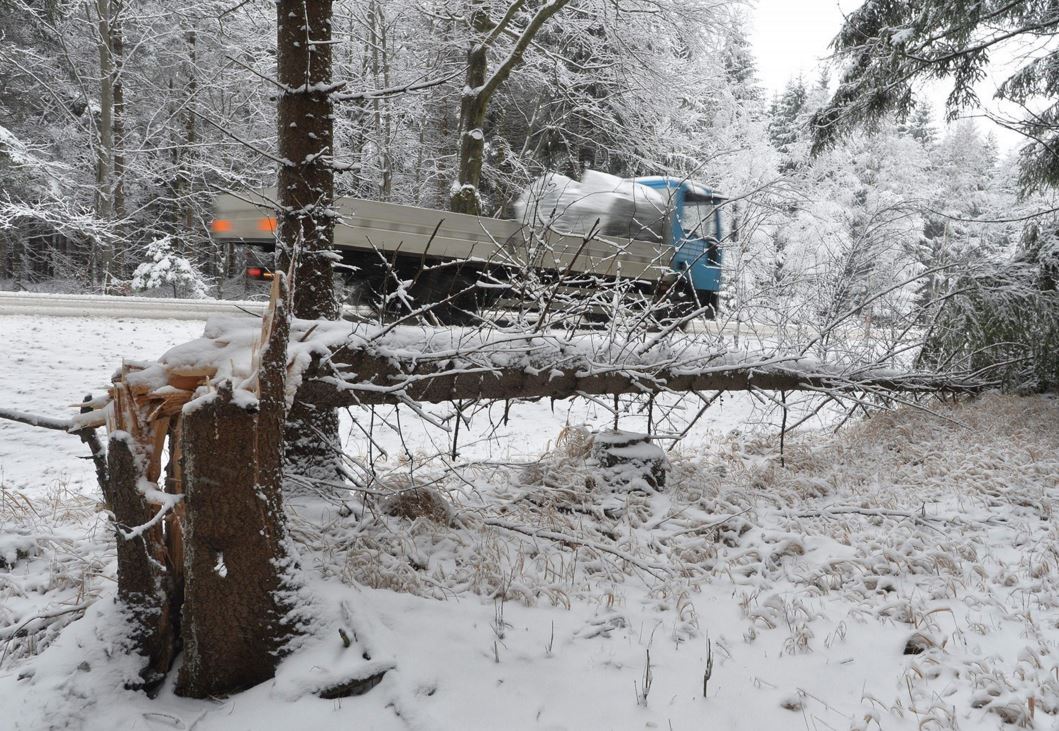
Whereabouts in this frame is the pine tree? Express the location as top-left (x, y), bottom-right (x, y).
top-left (810, 0), bottom-right (1059, 193)
top-left (897, 102), bottom-right (937, 146)
top-left (768, 77), bottom-right (808, 170)
top-left (720, 19), bottom-right (763, 107)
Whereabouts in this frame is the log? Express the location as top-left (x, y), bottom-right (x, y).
top-left (296, 350), bottom-right (984, 408)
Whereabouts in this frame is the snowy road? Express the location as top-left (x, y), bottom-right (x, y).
top-left (0, 291), bottom-right (780, 339)
top-left (0, 291), bottom-right (269, 320)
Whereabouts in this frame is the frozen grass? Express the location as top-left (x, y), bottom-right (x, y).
top-left (0, 479), bottom-right (112, 669)
top-left (279, 392), bottom-right (1059, 729)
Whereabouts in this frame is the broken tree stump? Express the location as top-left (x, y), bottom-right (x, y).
top-left (105, 434), bottom-right (179, 692)
top-left (176, 381), bottom-right (294, 698)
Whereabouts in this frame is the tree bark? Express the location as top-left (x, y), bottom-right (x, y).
top-left (105, 434), bottom-right (178, 693)
top-left (110, 0), bottom-right (126, 225)
top-left (93, 0), bottom-right (114, 284)
top-left (450, 0), bottom-right (571, 215)
top-left (451, 45), bottom-right (488, 215)
top-left (276, 0), bottom-right (338, 319)
top-left (276, 0), bottom-right (341, 478)
top-left (295, 349), bottom-right (985, 408)
top-left (175, 382), bottom-right (293, 698)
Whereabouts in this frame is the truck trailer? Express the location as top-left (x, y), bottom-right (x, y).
top-left (210, 172), bottom-right (724, 323)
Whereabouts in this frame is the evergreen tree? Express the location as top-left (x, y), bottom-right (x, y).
top-left (767, 77), bottom-right (809, 171)
top-left (896, 102), bottom-right (937, 146)
top-left (810, 0), bottom-right (1059, 193)
top-left (720, 18), bottom-right (763, 107)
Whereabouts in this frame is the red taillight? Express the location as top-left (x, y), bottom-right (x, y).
top-left (210, 218), bottom-right (233, 233)
top-left (246, 266), bottom-right (273, 280)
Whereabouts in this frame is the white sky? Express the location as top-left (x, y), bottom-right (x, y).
top-left (748, 0), bottom-right (1025, 151)
top-left (750, 0), bottom-right (859, 96)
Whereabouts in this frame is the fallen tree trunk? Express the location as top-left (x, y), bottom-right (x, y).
top-left (127, 319), bottom-right (988, 413)
top-left (296, 351), bottom-right (985, 407)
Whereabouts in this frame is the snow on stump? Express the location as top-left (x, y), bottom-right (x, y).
top-left (176, 382), bottom-right (293, 698)
top-left (591, 430), bottom-right (668, 492)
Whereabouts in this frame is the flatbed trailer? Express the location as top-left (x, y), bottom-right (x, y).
top-left (211, 177), bottom-right (723, 322)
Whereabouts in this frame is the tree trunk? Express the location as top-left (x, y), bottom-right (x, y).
top-left (449, 0), bottom-right (572, 215)
top-left (175, 382), bottom-right (293, 698)
top-left (93, 0), bottom-right (114, 285)
top-left (369, 0), bottom-right (392, 200)
top-left (111, 0), bottom-right (126, 227)
top-left (276, 0), bottom-right (337, 320)
top-left (276, 0), bottom-right (341, 478)
top-left (450, 45), bottom-right (488, 215)
top-left (182, 28), bottom-right (198, 237)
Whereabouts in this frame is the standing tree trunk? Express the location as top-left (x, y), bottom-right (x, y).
top-left (93, 0), bottom-right (114, 285)
top-left (368, 0), bottom-right (393, 200)
top-left (450, 42), bottom-right (488, 215)
top-left (449, 0), bottom-right (571, 216)
top-left (91, 0), bottom-right (126, 287)
top-left (111, 0), bottom-right (126, 226)
top-left (276, 0), bottom-right (341, 478)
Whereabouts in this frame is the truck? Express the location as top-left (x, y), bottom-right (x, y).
top-left (210, 171), bottom-right (724, 323)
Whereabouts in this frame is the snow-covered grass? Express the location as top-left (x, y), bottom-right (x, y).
top-left (1, 314), bottom-right (1058, 730)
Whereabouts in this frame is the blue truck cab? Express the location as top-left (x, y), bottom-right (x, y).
top-left (635, 176), bottom-right (725, 311)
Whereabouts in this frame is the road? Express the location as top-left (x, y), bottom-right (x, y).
top-left (0, 291), bottom-right (779, 338)
top-left (0, 291), bottom-right (269, 320)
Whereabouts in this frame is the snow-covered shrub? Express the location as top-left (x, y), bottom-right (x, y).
top-left (919, 262), bottom-right (1059, 393)
top-left (131, 236), bottom-right (210, 298)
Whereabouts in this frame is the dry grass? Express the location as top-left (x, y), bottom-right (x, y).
top-left (0, 479), bottom-right (112, 668)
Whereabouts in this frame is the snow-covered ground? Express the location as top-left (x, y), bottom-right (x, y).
top-left (2, 314), bottom-right (1058, 730)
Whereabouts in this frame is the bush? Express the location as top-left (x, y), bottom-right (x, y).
top-left (919, 262), bottom-right (1059, 393)
top-left (131, 236), bottom-right (210, 298)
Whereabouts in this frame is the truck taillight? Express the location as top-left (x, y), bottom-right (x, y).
top-left (211, 218), bottom-right (233, 233)
top-left (246, 267), bottom-right (273, 280)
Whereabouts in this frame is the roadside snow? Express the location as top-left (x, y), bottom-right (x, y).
top-left (0, 315), bottom-right (203, 494)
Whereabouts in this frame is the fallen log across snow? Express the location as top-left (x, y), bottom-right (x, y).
top-left (96, 314), bottom-right (985, 419)
top-left (302, 343), bottom-right (984, 406)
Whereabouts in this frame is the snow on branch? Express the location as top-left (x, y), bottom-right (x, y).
top-left (112, 315), bottom-right (988, 420)
top-left (0, 407), bottom-right (74, 432)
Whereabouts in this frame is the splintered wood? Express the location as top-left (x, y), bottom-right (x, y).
top-left (94, 277), bottom-right (287, 440)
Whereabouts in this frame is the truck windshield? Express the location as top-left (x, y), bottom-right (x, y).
top-left (679, 199), bottom-right (717, 242)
